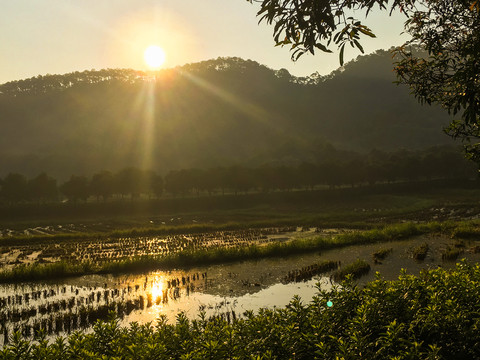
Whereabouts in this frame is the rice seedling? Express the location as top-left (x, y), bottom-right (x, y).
top-left (442, 245), bottom-right (463, 261)
top-left (372, 247), bottom-right (393, 263)
top-left (333, 259), bottom-right (371, 281)
top-left (470, 245), bottom-right (480, 253)
top-left (0, 221), bottom-right (460, 283)
top-left (450, 220), bottom-right (480, 239)
top-left (283, 260), bottom-right (339, 283)
top-left (412, 243), bottom-right (429, 261)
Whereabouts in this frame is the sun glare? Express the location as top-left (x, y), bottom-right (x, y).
top-left (144, 45), bottom-right (166, 68)
top-left (151, 277), bottom-right (164, 304)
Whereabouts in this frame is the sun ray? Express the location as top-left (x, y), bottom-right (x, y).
top-left (140, 79), bottom-right (156, 171)
top-left (179, 69), bottom-right (273, 124)
top-left (178, 69), bottom-right (304, 142)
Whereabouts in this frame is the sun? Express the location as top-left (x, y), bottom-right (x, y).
top-left (144, 45), bottom-right (166, 69)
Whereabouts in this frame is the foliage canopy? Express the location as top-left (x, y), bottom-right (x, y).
top-left (250, 0), bottom-right (480, 161)
top-left (248, 0), bottom-right (412, 63)
top-left (395, 1), bottom-right (480, 162)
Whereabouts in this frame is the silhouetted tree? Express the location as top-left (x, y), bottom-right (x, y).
top-left (195, 169), bottom-right (217, 196)
top-left (210, 167), bottom-right (229, 196)
top-left (165, 170), bottom-right (190, 197)
top-left (90, 171), bottom-right (114, 201)
top-left (60, 175), bottom-right (89, 203)
top-left (227, 166), bottom-right (255, 195)
top-left (0, 173), bottom-right (28, 203)
top-left (255, 165), bottom-right (276, 193)
top-left (27, 173), bottom-right (57, 203)
top-left (297, 162), bottom-right (319, 190)
top-left (274, 166), bottom-right (298, 191)
top-left (318, 162), bottom-right (343, 189)
top-left (395, 3), bottom-right (480, 162)
top-left (150, 172), bottom-right (164, 199)
top-left (344, 159), bottom-right (366, 187)
top-left (114, 167), bottom-right (154, 200)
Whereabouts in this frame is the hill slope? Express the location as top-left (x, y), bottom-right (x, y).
top-left (0, 51), bottom-right (454, 179)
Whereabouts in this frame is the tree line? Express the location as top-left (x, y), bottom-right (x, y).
top-left (0, 146), bottom-right (476, 204)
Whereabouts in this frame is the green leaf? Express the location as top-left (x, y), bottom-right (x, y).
top-left (315, 43), bottom-right (332, 53)
top-left (339, 44), bottom-right (345, 66)
top-left (358, 26), bottom-right (376, 38)
top-left (353, 39), bottom-right (364, 53)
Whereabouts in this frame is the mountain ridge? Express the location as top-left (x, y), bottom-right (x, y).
top-left (0, 50), bottom-right (455, 180)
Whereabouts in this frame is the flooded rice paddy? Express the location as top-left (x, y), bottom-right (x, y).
top-left (1, 227), bottom-right (480, 346)
top-left (0, 227), bottom-right (324, 268)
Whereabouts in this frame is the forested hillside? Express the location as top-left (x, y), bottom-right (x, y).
top-left (0, 50), bottom-right (454, 180)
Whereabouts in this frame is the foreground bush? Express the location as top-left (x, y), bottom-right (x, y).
top-left (2, 262), bottom-right (480, 359)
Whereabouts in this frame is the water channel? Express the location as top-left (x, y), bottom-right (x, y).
top-left (0, 232), bottom-right (479, 345)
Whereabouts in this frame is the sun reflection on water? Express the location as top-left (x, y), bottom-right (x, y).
top-left (150, 275), bottom-right (165, 305)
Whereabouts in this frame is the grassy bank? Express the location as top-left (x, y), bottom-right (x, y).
top-left (2, 262), bottom-right (480, 359)
top-left (0, 221), bottom-right (462, 283)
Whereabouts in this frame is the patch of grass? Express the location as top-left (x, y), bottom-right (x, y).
top-left (412, 243), bottom-right (429, 261)
top-left (333, 259), bottom-right (371, 281)
top-left (471, 245), bottom-right (480, 253)
top-left (442, 245), bottom-right (463, 261)
top-left (0, 261), bottom-right (96, 282)
top-left (372, 247), bottom-right (393, 262)
top-left (284, 260), bottom-right (339, 283)
top-left (450, 220), bottom-right (480, 239)
top-left (336, 222), bottom-right (439, 246)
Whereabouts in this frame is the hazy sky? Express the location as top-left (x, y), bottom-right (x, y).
top-left (1, 0), bottom-right (409, 84)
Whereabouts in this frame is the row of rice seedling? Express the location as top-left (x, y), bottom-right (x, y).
top-left (372, 247), bottom-right (393, 263)
top-left (283, 260), bottom-right (339, 283)
top-left (412, 243), bottom-right (429, 260)
top-left (2, 221), bottom-right (474, 283)
top-left (0, 271), bottom-right (206, 312)
top-left (333, 259), bottom-right (371, 281)
top-left (442, 245), bottom-right (464, 261)
top-left (0, 227), bottom-right (297, 271)
top-left (0, 270), bottom-right (208, 346)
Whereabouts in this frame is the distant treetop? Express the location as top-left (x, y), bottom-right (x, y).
top-left (0, 68), bottom-right (146, 96)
